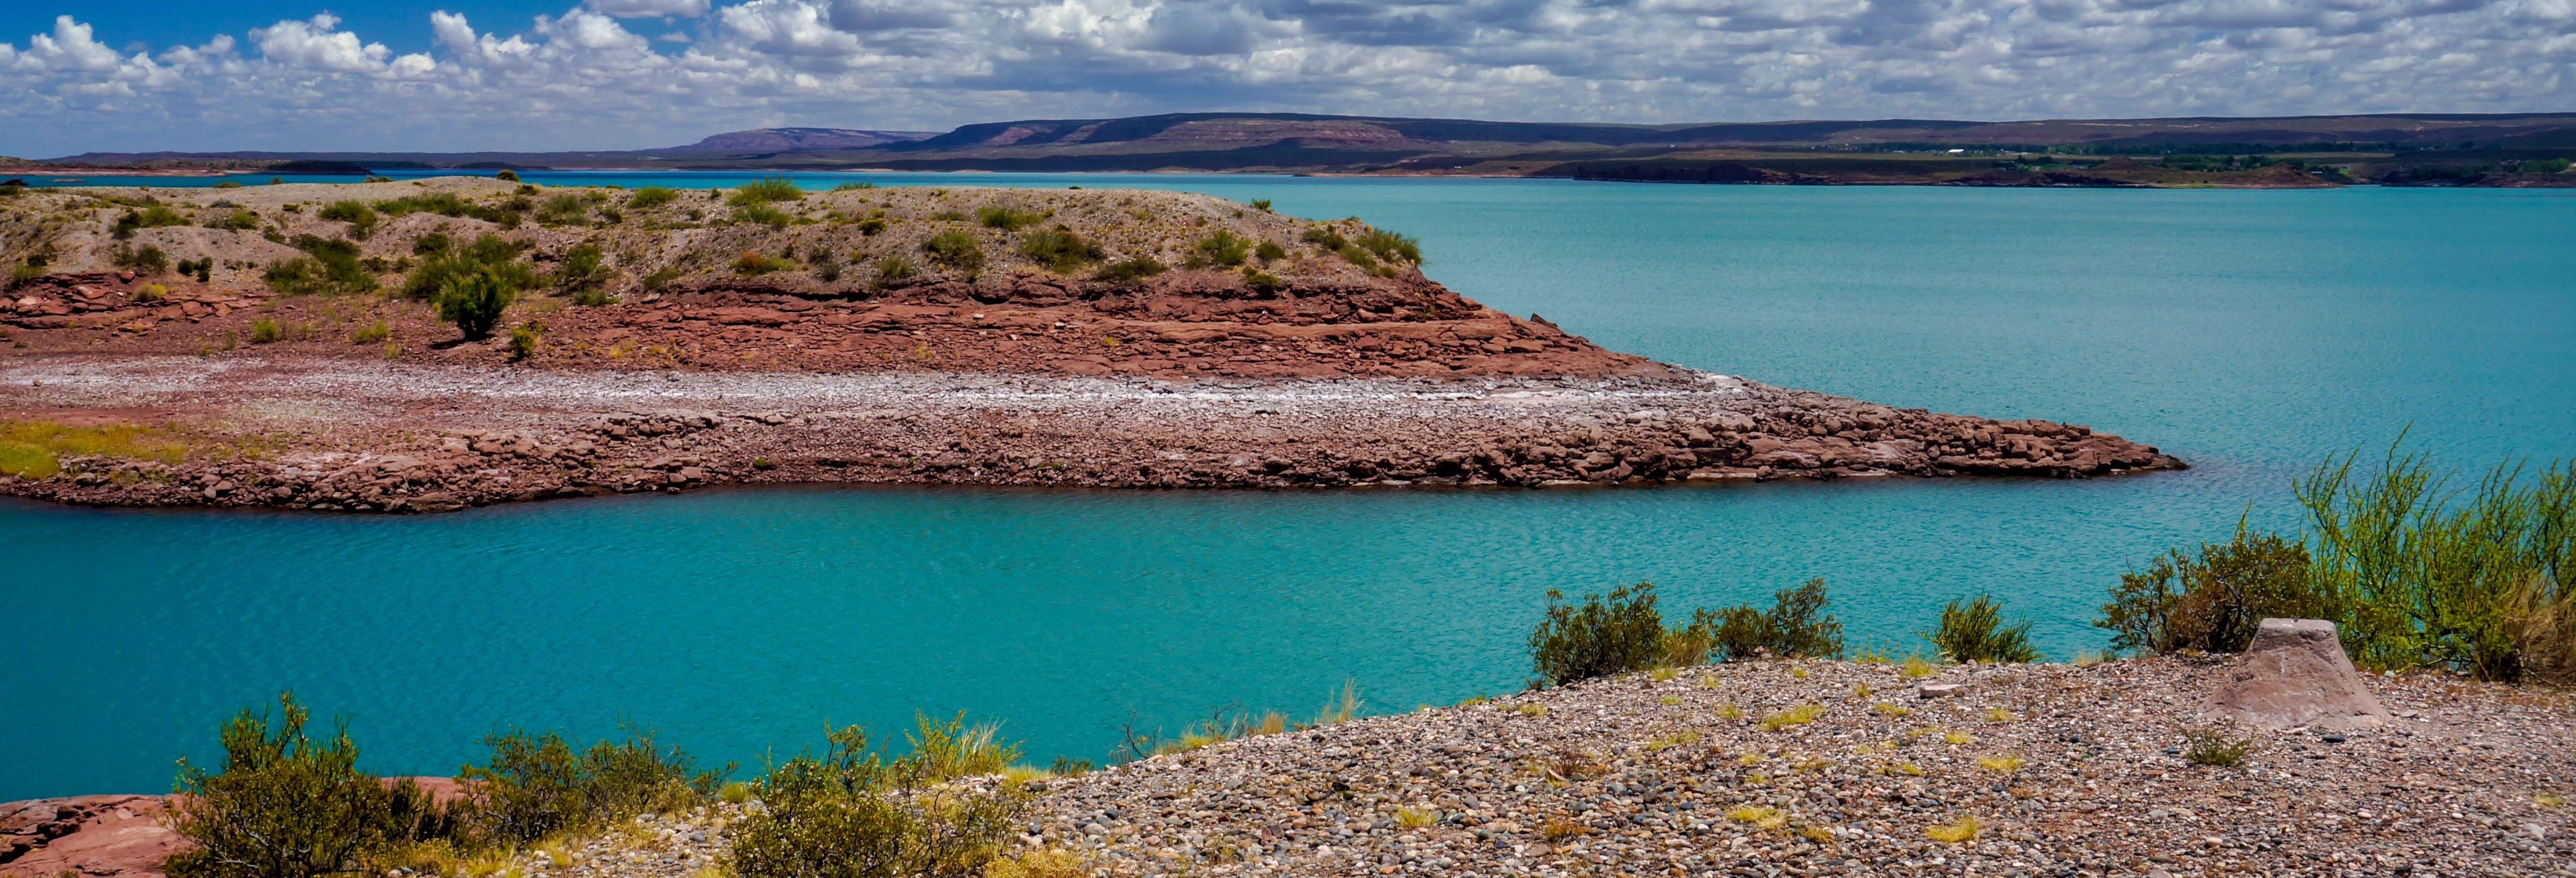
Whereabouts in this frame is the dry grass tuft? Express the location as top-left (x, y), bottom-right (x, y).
top-left (1925, 815), bottom-right (1980, 843)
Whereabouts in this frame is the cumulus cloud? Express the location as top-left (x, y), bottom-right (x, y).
top-left (0, 0), bottom-right (2570, 156)
top-left (589, 0), bottom-right (717, 16)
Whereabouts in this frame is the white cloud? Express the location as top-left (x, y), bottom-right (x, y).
top-left (249, 13), bottom-right (394, 73)
top-left (589, 0), bottom-right (717, 17)
top-left (0, 0), bottom-right (2570, 156)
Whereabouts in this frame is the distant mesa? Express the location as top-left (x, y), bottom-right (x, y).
top-left (676, 127), bottom-right (940, 153)
top-left (266, 160), bottom-right (372, 175)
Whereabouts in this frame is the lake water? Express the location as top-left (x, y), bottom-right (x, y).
top-left (4, 174), bottom-right (2571, 800)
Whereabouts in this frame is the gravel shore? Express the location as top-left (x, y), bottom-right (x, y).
top-left (491, 658), bottom-right (2573, 878)
top-left (0, 357), bottom-right (2178, 511)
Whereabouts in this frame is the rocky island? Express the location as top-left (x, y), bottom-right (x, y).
top-left (0, 177), bottom-right (2181, 512)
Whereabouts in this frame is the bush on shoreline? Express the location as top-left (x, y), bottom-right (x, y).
top-left (1922, 594), bottom-right (2041, 663)
top-left (2102, 439), bottom-right (2574, 682)
top-left (1533, 580), bottom-right (1854, 684)
top-left (165, 693), bottom-right (462, 878)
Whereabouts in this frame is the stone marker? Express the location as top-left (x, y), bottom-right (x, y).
top-left (2200, 618), bottom-right (2392, 730)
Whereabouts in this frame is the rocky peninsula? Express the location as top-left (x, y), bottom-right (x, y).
top-left (0, 177), bottom-right (2181, 511)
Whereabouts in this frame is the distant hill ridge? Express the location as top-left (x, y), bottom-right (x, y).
top-left (27, 111), bottom-right (2576, 187)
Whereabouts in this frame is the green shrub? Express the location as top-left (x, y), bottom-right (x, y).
top-left (1922, 594), bottom-right (2041, 663)
top-left (1249, 198), bottom-right (1272, 212)
top-left (732, 176), bottom-right (803, 205)
top-left (733, 203), bottom-right (791, 229)
top-left (1094, 256), bottom-right (1166, 283)
top-left (536, 194), bottom-right (588, 226)
top-left (831, 180), bottom-right (878, 191)
top-left (494, 170), bottom-right (520, 182)
top-left (1185, 230), bottom-right (1250, 269)
top-left (1530, 583), bottom-right (1667, 685)
top-left (438, 269), bottom-right (514, 340)
top-left (351, 320), bottom-right (390, 344)
top-left (1241, 270), bottom-right (1281, 296)
top-left (1353, 227), bottom-right (1421, 265)
top-left (555, 242), bottom-right (608, 293)
top-left (856, 217), bottom-right (888, 236)
top-left (373, 193), bottom-right (520, 228)
top-left (1018, 227), bottom-right (1101, 272)
top-left (165, 693), bottom-right (459, 878)
top-left (458, 724), bottom-right (719, 845)
top-left (628, 186), bottom-right (678, 210)
top-left (2182, 726), bottom-right (2256, 767)
top-left (1301, 227), bottom-right (1346, 251)
top-left (112, 205), bottom-right (188, 240)
top-left (727, 724), bottom-right (1021, 878)
top-left (113, 243), bottom-right (171, 274)
top-left (507, 320), bottom-right (544, 361)
top-left (254, 240), bottom-right (373, 297)
top-left (642, 266), bottom-right (681, 291)
top-left (206, 209), bottom-right (260, 231)
top-left (975, 205), bottom-right (1047, 231)
top-left (318, 201), bottom-right (379, 238)
top-left (873, 254), bottom-right (918, 287)
top-left (2100, 517), bottom-right (2329, 655)
top-left (1254, 241), bottom-right (1287, 262)
top-left (250, 319), bottom-right (281, 344)
top-left (2297, 441), bottom-right (2576, 680)
top-left (922, 229), bottom-right (983, 273)
top-left (1686, 578), bottom-right (1846, 662)
top-left (403, 234), bottom-right (534, 301)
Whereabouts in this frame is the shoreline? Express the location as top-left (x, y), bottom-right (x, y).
top-left (0, 359), bottom-right (2182, 513)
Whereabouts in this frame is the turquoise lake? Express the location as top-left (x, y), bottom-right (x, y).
top-left (4, 175), bottom-right (2572, 799)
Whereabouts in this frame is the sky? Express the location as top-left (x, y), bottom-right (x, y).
top-left (1, 0), bottom-right (2571, 157)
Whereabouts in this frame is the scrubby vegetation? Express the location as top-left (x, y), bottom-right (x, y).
top-left (627, 186), bottom-right (678, 210)
top-left (1533, 580), bottom-right (1853, 684)
top-left (1923, 594), bottom-right (2042, 663)
top-left (922, 229), bottom-right (984, 274)
top-left (1690, 578), bottom-right (1847, 662)
top-left (265, 236), bottom-right (378, 296)
top-left (732, 176), bottom-right (804, 205)
top-left (2100, 516), bottom-right (2327, 654)
top-left (437, 269), bottom-right (515, 340)
top-left (729, 717), bottom-right (1024, 878)
top-left (373, 192), bottom-right (525, 228)
top-left (165, 694), bottom-right (461, 878)
top-left (976, 205), bottom-right (1048, 231)
top-left (1530, 583), bottom-right (1670, 685)
top-left (403, 234), bottom-right (536, 301)
top-left (2100, 439), bottom-right (2575, 683)
top-left (1019, 227), bottom-right (1102, 273)
top-left (318, 201), bottom-right (379, 239)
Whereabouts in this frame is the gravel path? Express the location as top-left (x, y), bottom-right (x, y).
top-left (506, 658), bottom-right (2573, 878)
